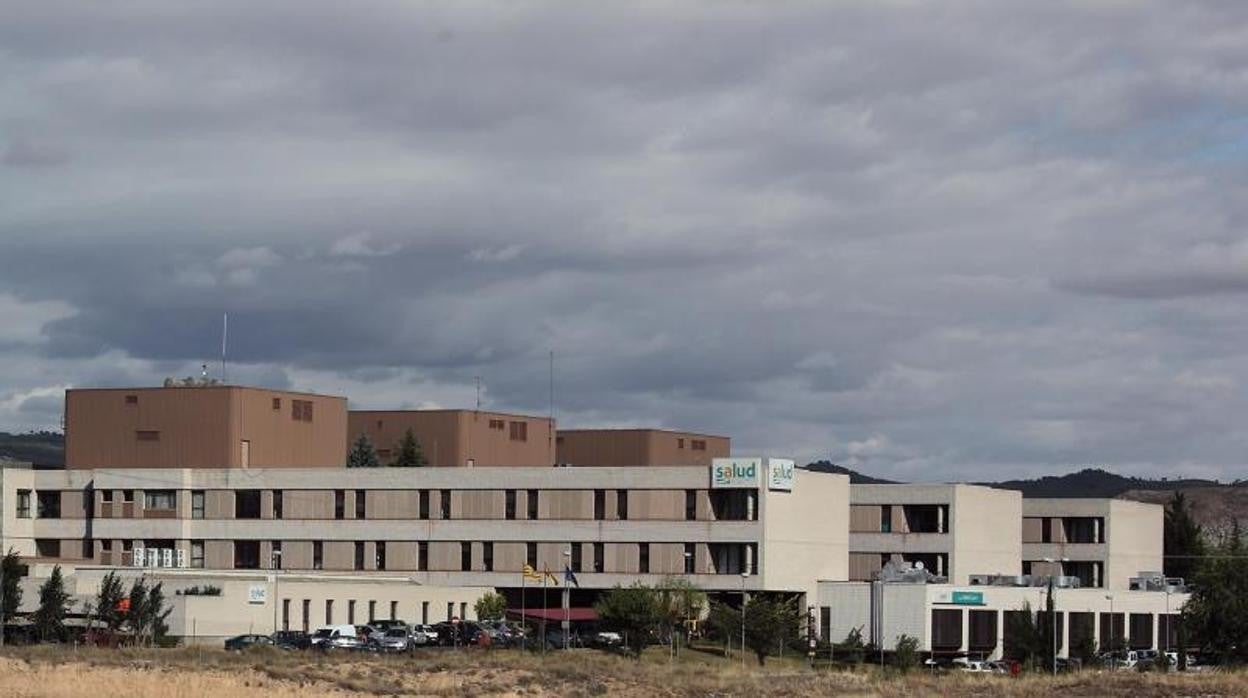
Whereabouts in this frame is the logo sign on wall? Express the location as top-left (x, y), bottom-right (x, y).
top-left (247, 585), bottom-right (268, 605)
top-left (767, 459), bottom-right (796, 491)
top-left (710, 458), bottom-right (762, 488)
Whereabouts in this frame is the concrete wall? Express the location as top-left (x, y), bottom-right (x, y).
top-left (761, 466), bottom-right (849, 602)
top-left (555, 429), bottom-right (730, 467)
top-left (950, 485), bottom-right (1022, 583)
top-left (348, 410), bottom-right (554, 467)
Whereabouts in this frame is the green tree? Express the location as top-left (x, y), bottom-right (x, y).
top-left (1, 548), bottom-right (22, 626)
top-left (1004, 604), bottom-right (1042, 666)
top-left (31, 565), bottom-right (72, 642)
top-left (1071, 627), bottom-right (1097, 666)
top-left (126, 578), bottom-right (171, 645)
top-left (391, 429), bottom-right (428, 468)
top-left (704, 600), bottom-right (741, 655)
top-left (594, 583), bottom-right (664, 659)
top-left (893, 634), bottom-right (920, 672)
top-left (1182, 520), bottom-right (1248, 664)
top-left (346, 434), bottom-right (381, 468)
top-left (743, 595), bottom-right (800, 666)
top-left (474, 591), bottom-right (507, 621)
top-left (657, 577), bottom-right (706, 649)
top-left (837, 626), bottom-right (866, 664)
top-left (1164, 492), bottom-right (1205, 584)
top-left (93, 570), bottom-right (126, 633)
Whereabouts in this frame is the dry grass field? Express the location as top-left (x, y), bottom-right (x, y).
top-left (0, 646), bottom-right (1244, 697)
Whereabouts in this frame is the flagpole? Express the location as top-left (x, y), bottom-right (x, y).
top-left (541, 569), bottom-right (548, 654)
top-left (521, 573), bottom-right (527, 651)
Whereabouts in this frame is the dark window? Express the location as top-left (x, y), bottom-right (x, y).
top-left (82, 539), bottom-right (94, 559)
top-left (125, 394), bottom-right (138, 405)
top-left (1130, 614), bottom-right (1153, 650)
top-left (271, 541), bottom-right (283, 569)
top-left (440, 490), bottom-right (451, 519)
top-left (354, 542), bottom-right (365, 570)
top-left (505, 490), bottom-right (517, 520)
top-left (527, 490), bottom-right (539, 520)
top-left (526, 542), bottom-right (537, 568)
top-left (355, 490), bottom-right (366, 519)
top-left (931, 609), bottom-right (963, 651)
top-left (325, 599), bottom-right (333, 625)
top-left (102, 490), bottom-right (113, 504)
top-left (593, 490), bottom-right (605, 521)
top-left (143, 490), bottom-right (174, 510)
top-left (418, 542), bottom-right (429, 571)
top-left (36, 539), bottom-right (60, 558)
top-left (880, 505), bottom-right (892, 533)
top-left (390, 601), bottom-right (398, 620)
top-left (418, 490), bottom-right (430, 520)
top-left (234, 540), bottom-right (260, 569)
top-left (272, 397), bottom-right (281, 410)
top-left (489, 419), bottom-right (505, 430)
top-left (191, 490), bottom-right (205, 519)
top-left (102, 540), bottom-right (113, 553)
top-left (421, 602), bottom-right (429, 624)
top-left (685, 490), bottom-right (697, 521)
top-left (446, 602), bottom-right (454, 622)
top-left (684, 543), bottom-right (696, 574)
top-left (35, 492), bottom-right (61, 520)
top-left (302, 599), bottom-right (311, 633)
top-left (509, 421), bottom-right (528, 441)
top-left (617, 491), bottom-right (628, 520)
top-left (571, 544), bottom-right (582, 573)
top-left (691, 440), bottom-right (706, 451)
top-left (291, 399), bottom-right (314, 422)
top-left (348, 600), bottom-right (355, 624)
top-left (460, 542), bottom-right (472, 571)
top-left (677, 438), bottom-right (685, 449)
top-left (235, 490), bottom-right (262, 519)
top-left (334, 490), bottom-right (345, 520)
top-left (282, 599), bottom-right (290, 631)
top-left (16, 490), bottom-right (30, 518)
top-left (122, 489), bottom-right (134, 503)
top-left (593, 543), bottom-right (604, 572)
top-left (313, 541), bottom-right (324, 570)
top-left (136, 430), bottom-right (160, 442)
top-left (123, 540), bottom-right (133, 552)
top-left (969, 610), bottom-right (998, 652)
top-left (483, 542), bottom-right (494, 572)
top-left (1099, 613), bottom-right (1125, 653)
top-left (273, 490), bottom-right (283, 519)
top-left (190, 540), bottom-right (204, 568)
top-left (460, 602), bottom-right (467, 621)
top-left (639, 543), bottom-right (650, 574)
top-left (376, 542), bottom-right (386, 571)
top-left (368, 600), bottom-right (376, 623)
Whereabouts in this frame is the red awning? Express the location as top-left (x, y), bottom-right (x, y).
top-left (508, 607), bottom-right (598, 622)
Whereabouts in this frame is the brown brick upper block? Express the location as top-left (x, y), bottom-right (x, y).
top-left (555, 429), bottom-right (730, 467)
top-left (348, 410), bottom-right (555, 467)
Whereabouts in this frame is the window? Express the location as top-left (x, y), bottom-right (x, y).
top-left (144, 490), bottom-right (175, 510)
top-left (677, 438), bottom-right (685, 449)
top-left (354, 542), bottom-right (365, 570)
top-left (509, 421), bottom-right (528, 442)
top-left (460, 602), bottom-right (467, 621)
top-left (376, 542), bottom-right (386, 571)
top-left (325, 599), bottom-right (334, 625)
top-left (272, 490), bottom-right (283, 519)
top-left (593, 543), bottom-right (604, 573)
top-left (418, 490), bottom-right (430, 520)
top-left (35, 491), bottom-right (60, 519)
top-left (527, 490), bottom-right (539, 520)
top-left (125, 394), bottom-right (138, 405)
top-left (505, 490), bottom-right (517, 520)
top-left (16, 490), bottom-right (31, 518)
top-left (446, 602), bottom-right (454, 622)
top-left (461, 542), bottom-right (472, 571)
top-left (101, 540), bottom-right (113, 553)
top-left (355, 490), bottom-right (366, 519)
top-left (440, 490), bottom-right (451, 519)
top-left (123, 540), bottom-right (133, 553)
top-left (489, 419), bottom-right (505, 430)
top-left (594, 490), bottom-right (605, 521)
top-left (880, 505), bottom-right (892, 533)
top-left (931, 609), bottom-right (963, 651)
top-left (122, 490), bottom-right (135, 504)
top-left (36, 539), bottom-right (60, 558)
top-left (685, 490), bottom-right (697, 521)
top-left (292, 399), bottom-right (313, 422)
top-left (571, 544), bottom-right (582, 572)
top-left (303, 600), bottom-right (311, 633)
top-left (348, 600), bottom-right (356, 624)
top-left (334, 490), bottom-right (345, 520)
top-left (526, 542), bottom-right (537, 569)
top-left (190, 541), bottom-right (204, 568)
top-left (368, 600), bottom-right (376, 623)
top-left (639, 543), bottom-right (650, 574)
top-left (483, 542), bottom-right (494, 572)
top-left (136, 430), bottom-right (160, 442)
top-left (421, 601), bottom-right (430, 624)
top-left (271, 541), bottom-right (283, 569)
top-left (102, 490), bottom-right (114, 504)
top-left (691, 440), bottom-right (707, 451)
top-left (282, 599), bottom-right (290, 631)
top-left (684, 543), bottom-right (696, 574)
top-left (418, 542), bottom-right (428, 571)
top-left (272, 397), bottom-right (281, 410)
top-left (191, 490), bottom-right (205, 519)
top-left (313, 541), bottom-right (324, 570)
top-left (234, 540), bottom-right (260, 569)
top-left (235, 490), bottom-right (261, 519)
top-left (617, 491), bottom-right (628, 520)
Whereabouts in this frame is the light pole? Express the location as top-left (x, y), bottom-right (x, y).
top-left (740, 571), bottom-right (749, 670)
top-left (1042, 556), bottom-right (1068, 675)
top-left (1164, 580), bottom-right (1171, 658)
top-left (677, 551), bottom-right (693, 658)
top-left (561, 549), bottom-right (571, 651)
top-left (271, 550), bottom-right (282, 634)
top-left (1105, 595), bottom-right (1115, 671)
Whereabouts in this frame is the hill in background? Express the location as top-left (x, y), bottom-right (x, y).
top-left (0, 431), bottom-right (64, 467)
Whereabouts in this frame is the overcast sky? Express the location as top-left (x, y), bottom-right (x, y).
top-left (3, 2), bottom-right (1248, 481)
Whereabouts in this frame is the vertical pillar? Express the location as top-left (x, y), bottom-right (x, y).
top-left (937, 505), bottom-right (946, 534)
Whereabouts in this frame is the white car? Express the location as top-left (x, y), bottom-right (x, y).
top-left (409, 624), bottom-right (438, 645)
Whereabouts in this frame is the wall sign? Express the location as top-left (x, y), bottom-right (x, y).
top-left (711, 458), bottom-right (761, 488)
top-left (248, 585), bottom-right (268, 605)
top-left (768, 459), bottom-right (795, 491)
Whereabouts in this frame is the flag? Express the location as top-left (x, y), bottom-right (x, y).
top-left (564, 565), bottom-right (580, 588)
top-left (522, 564), bottom-right (543, 582)
top-left (542, 565), bottom-right (560, 586)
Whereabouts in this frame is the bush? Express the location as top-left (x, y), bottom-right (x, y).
top-left (892, 635), bottom-right (920, 672)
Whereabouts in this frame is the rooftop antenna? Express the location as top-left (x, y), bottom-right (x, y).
top-left (475, 376), bottom-right (482, 411)
top-left (549, 349), bottom-right (555, 465)
top-left (221, 312), bottom-right (228, 384)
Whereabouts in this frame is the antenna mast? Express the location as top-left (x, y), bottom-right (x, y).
top-left (221, 313), bottom-right (228, 384)
top-left (548, 350), bottom-right (554, 464)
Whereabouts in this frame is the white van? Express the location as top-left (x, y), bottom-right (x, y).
top-left (311, 624), bottom-right (359, 648)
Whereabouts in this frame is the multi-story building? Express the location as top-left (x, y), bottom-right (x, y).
top-left (848, 484), bottom-right (1022, 584)
top-left (555, 429), bottom-right (730, 467)
top-left (1022, 498), bottom-right (1164, 590)
top-left (348, 410), bottom-right (555, 467)
top-left (64, 386), bottom-right (348, 469)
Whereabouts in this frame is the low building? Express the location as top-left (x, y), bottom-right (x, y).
top-left (1022, 498), bottom-right (1164, 590)
top-left (556, 429), bottom-right (730, 467)
top-left (817, 578), bottom-right (1187, 659)
top-left (848, 484), bottom-right (1022, 584)
top-left (64, 386), bottom-right (348, 470)
top-left (348, 410), bottom-right (555, 467)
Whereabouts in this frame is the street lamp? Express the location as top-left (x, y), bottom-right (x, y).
top-left (1105, 595), bottom-right (1115, 671)
top-left (271, 550), bottom-right (283, 634)
top-left (562, 549), bottom-right (572, 651)
top-left (1042, 556), bottom-right (1069, 675)
top-left (740, 571), bottom-right (749, 670)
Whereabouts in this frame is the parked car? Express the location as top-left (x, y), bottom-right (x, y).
top-left (370, 619), bottom-right (408, 634)
top-left (225, 634), bottom-right (274, 651)
top-left (272, 630), bottom-right (311, 650)
top-left (593, 631), bottom-right (623, 649)
top-left (311, 624), bottom-right (361, 650)
top-left (543, 628), bottom-right (584, 650)
top-left (369, 628), bottom-right (414, 653)
top-left (409, 624), bottom-right (438, 645)
top-left (956, 660), bottom-right (999, 673)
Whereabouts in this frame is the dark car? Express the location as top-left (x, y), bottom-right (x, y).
top-left (225, 634), bottom-right (275, 651)
top-left (272, 630), bottom-right (311, 650)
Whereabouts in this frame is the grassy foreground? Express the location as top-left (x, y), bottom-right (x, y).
top-left (0, 645), bottom-right (1243, 697)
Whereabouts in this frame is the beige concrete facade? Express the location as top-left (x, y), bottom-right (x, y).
top-left (556, 429), bottom-right (730, 467)
top-left (818, 580), bottom-right (1187, 657)
top-left (849, 484), bottom-right (1023, 585)
top-left (65, 387), bottom-right (348, 469)
top-left (349, 410), bottom-right (555, 467)
top-left (1022, 498), bottom-right (1164, 590)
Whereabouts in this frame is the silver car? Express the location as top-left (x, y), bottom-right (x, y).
top-left (370, 628), bottom-right (413, 652)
